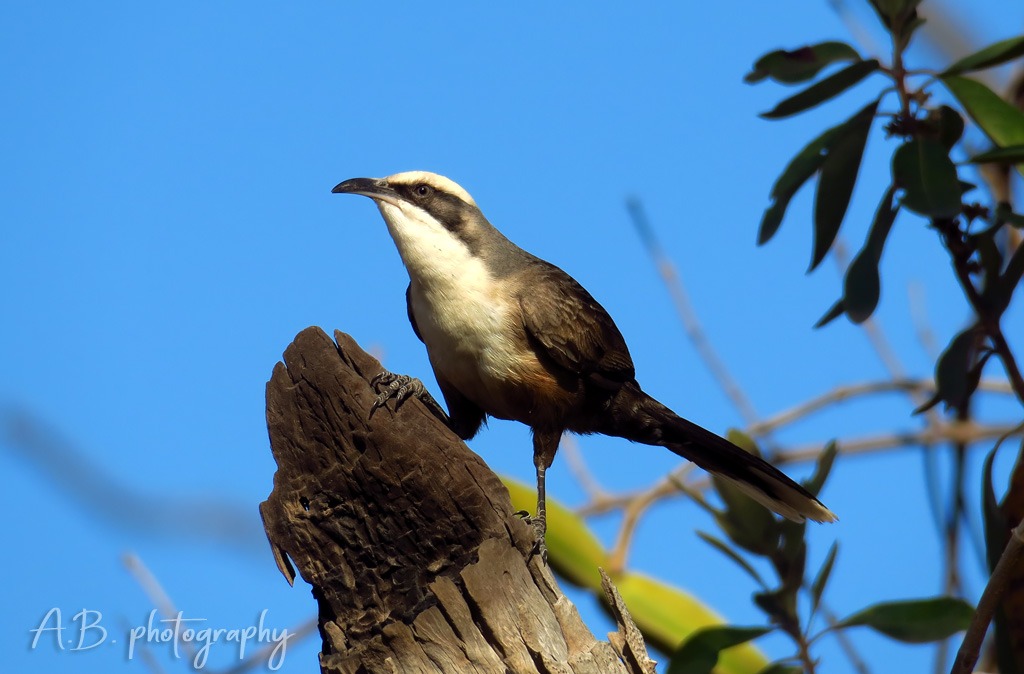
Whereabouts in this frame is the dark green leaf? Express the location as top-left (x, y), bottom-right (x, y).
top-left (868, 0), bottom-right (922, 41)
top-left (756, 664), bottom-right (803, 674)
top-left (982, 445), bottom-right (1006, 572)
top-left (746, 42), bottom-right (861, 84)
top-left (814, 298), bottom-right (845, 329)
top-left (758, 200), bottom-right (787, 246)
top-left (912, 390), bottom-right (942, 415)
top-left (975, 229), bottom-right (1005, 307)
top-left (726, 428), bottom-right (759, 454)
top-left (892, 140), bottom-right (962, 218)
top-left (758, 125), bottom-right (843, 245)
top-left (838, 597), bottom-right (974, 643)
top-left (696, 531), bottom-right (766, 587)
top-left (776, 518), bottom-right (808, 593)
top-left (803, 441), bottom-right (837, 496)
top-left (932, 105), bottom-right (965, 150)
top-left (896, 15), bottom-right (926, 51)
top-left (995, 243), bottom-right (1024, 314)
top-left (713, 477), bottom-right (782, 556)
top-left (983, 440), bottom-right (1021, 674)
top-left (864, 184), bottom-right (899, 260)
top-left (969, 144), bottom-right (1024, 164)
top-left (754, 588), bottom-right (798, 629)
top-left (944, 35), bottom-right (1024, 76)
top-left (811, 100), bottom-right (879, 270)
top-left (842, 186), bottom-right (898, 323)
top-left (668, 625), bottom-right (772, 674)
top-left (933, 327), bottom-right (979, 412)
top-left (843, 250), bottom-right (880, 323)
top-left (713, 433), bottom-right (781, 556)
top-left (943, 75), bottom-right (1024, 178)
top-left (760, 60), bottom-right (880, 119)
top-left (996, 203), bottom-right (1024, 228)
top-left (810, 541), bottom-right (838, 613)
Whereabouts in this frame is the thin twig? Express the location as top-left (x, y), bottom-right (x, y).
top-left (122, 553), bottom-right (196, 659)
top-left (607, 465), bottom-right (694, 573)
top-left (746, 378), bottom-right (1013, 435)
top-left (821, 605), bottom-right (873, 674)
top-left (579, 422), bottom-right (1024, 517)
top-left (951, 519), bottom-right (1024, 674)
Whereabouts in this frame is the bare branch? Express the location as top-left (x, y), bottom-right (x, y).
top-left (952, 519), bottom-right (1024, 674)
top-left (747, 379), bottom-right (1014, 435)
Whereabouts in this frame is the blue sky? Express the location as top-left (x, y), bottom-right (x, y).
top-left (2, 2), bottom-right (1022, 672)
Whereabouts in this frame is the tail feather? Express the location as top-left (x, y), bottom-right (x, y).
top-left (599, 383), bottom-right (837, 524)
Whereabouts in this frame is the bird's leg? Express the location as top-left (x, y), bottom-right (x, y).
top-left (369, 370), bottom-right (450, 426)
top-left (526, 431), bottom-right (560, 562)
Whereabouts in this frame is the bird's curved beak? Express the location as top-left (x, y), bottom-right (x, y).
top-left (331, 177), bottom-right (396, 201)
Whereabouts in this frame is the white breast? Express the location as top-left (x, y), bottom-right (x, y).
top-left (376, 200), bottom-right (521, 408)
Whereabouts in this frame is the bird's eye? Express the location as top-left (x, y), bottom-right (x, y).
top-left (415, 184), bottom-right (432, 198)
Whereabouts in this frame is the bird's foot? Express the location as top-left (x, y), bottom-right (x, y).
top-left (514, 510), bottom-right (548, 562)
top-left (369, 370), bottom-right (450, 424)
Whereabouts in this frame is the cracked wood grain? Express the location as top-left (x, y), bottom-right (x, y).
top-left (260, 327), bottom-right (647, 674)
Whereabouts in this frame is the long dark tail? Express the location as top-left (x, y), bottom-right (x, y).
top-left (598, 383), bottom-right (837, 523)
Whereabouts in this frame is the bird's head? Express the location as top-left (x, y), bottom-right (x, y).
top-left (332, 171), bottom-right (507, 278)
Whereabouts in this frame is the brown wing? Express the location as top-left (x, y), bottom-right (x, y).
top-left (518, 262), bottom-right (635, 390)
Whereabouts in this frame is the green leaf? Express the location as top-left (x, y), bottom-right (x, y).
top-left (746, 42), bottom-right (861, 84)
top-left (713, 433), bottom-right (782, 556)
top-left (669, 625), bottom-right (773, 674)
top-left (932, 105), bottom-right (965, 150)
top-left (814, 298), bottom-right (845, 329)
top-left (892, 139), bottom-right (962, 218)
top-left (697, 531), bottom-right (766, 587)
top-left (838, 597), bottom-right (974, 643)
top-left (982, 445), bottom-right (1007, 572)
top-left (943, 75), bottom-right (1024, 178)
top-left (969, 144), bottom-right (1024, 164)
top-left (803, 441), bottom-right (837, 497)
top-left (996, 203), bottom-right (1024, 228)
top-left (995, 243), bottom-right (1024, 314)
top-left (843, 186), bottom-right (898, 323)
top-left (868, 0), bottom-right (922, 43)
top-left (726, 428), bottom-right (759, 454)
top-left (944, 35), bottom-right (1024, 76)
top-left (843, 250), bottom-right (880, 324)
top-left (810, 541), bottom-right (838, 613)
top-left (931, 326), bottom-right (979, 412)
top-left (776, 518), bottom-right (808, 593)
top-left (982, 441), bottom-right (1020, 674)
top-left (974, 227), bottom-right (1005, 305)
top-left (615, 573), bottom-right (769, 669)
top-left (760, 60), bottom-right (880, 119)
top-left (758, 125), bottom-right (843, 245)
top-left (754, 588), bottom-right (798, 628)
top-left (713, 477), bottom-right (782, 556)
top-left (811, 99), bottom-right (879, 270)
top-left (864, 184), bottom-right (899, 259)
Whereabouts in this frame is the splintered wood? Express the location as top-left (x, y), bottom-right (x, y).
top-left (260, 327), bottom-right (649, 674)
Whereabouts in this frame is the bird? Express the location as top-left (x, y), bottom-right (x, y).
top-left (332, 170), bottom-right (837, 556)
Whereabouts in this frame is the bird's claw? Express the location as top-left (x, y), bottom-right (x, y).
top-left (514, 510), bottom-right (548, 562)
top-left (368, 370), bottom-right (450, 425)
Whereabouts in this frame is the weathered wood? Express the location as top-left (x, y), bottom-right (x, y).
top-left (260, 327), bottom-right (646, 674)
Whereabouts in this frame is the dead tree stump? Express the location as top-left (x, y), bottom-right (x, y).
top-left (260, 327), bottom-right (651, 674)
